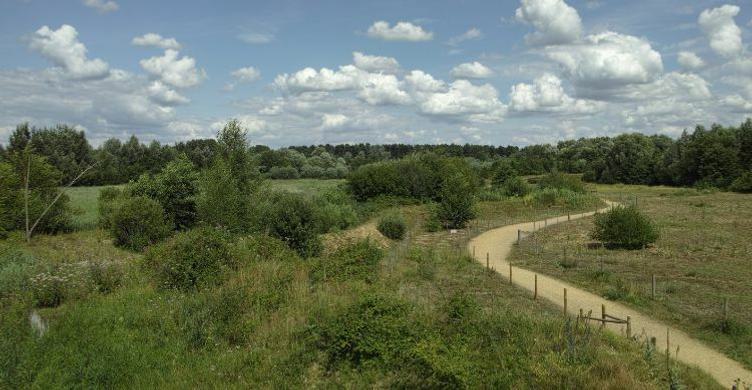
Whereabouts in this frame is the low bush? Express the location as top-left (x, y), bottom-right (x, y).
top-left (96, 186), bottom-right (123, 229)
top-left (501, 176), bottom-right (531, 197)
top-left (729, 171), bottom-right (752, 193)
top-left (267, 166), bottom-right (300, 179)
top-left (110, 196), bottom-right (171, 251)
top-left (142, 226), bottom-right (234, 291)
top-left (590, 205), bottom-right (659, 249)
top-left (312, 187), bottom-right (360, 233)
top-left (311, 239), bottom-right (383, 283)
top-left (537, 171), bottom-right (586, 193)
top-left (530, 188), bottom-right (596, 209)
top-left (377, 213), bottom-right (407, 240)
top-left (435, 172), bottom-right (476, 229)
top-left (261, 192), bottom-right (322, 257)
top-left (231, 234), bottom-right (300, 263)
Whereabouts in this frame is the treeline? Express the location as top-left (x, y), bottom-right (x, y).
top-left (1, 119), bottom-right (751, 192)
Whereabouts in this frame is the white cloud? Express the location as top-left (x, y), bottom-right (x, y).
top-left (450, 61), bottom-right (493, 79)
top-left (366, 21), bottom-right (433, 41)
top-left (509, 73), bottom-right (602, 113)
top-left (237, 32), bottom-right (274, 44)
top-left (29, 25), bottom-right (110, 79)
top-left (545, 31), bottom-right (663, 90)
top-left (698, 5), bottom-right (743, 59)
top-left (147, 81), bottom-right (189, 106)
top-left (231, 66), bottom-right (261, 82)
top-left (419, 80), bottom-right (506, 121)
top-left (132, 33), bottom-right (181, 50)
top-left (352, 52), bottom-right (400, 73)
top-left (515, 0), bottom-right (583, 45)
top-left (320, 113), bottom-right (349, 129)
top-left (677, 51), bottom-right (705, 71)
top-left (82, 0), bottom-right (118, 13)
top-left (721, 94), bottom-right (752, 113)
top-left (447, 28), bottom-right (483, 46)
top-left (405, 70), bottom-right (446, 92)
top-left (139, 49), bottom-right (205, 88)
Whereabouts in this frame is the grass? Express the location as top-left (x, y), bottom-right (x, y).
top-left (0, 183), bottom-right (722, 388)
top-left (65, 186), bottom-right (106, 230)
top-left (509, 184), bottom-right (752, 369)
top-left (269, 178), bottom-right (346, 194)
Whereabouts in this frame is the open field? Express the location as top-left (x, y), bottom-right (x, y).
top-left (0, 183), bottom-right (719, 388)
top-left (65, 186), bottom-right (103, 230)
top-left (509, 184), bottom-right (752, 370)
top-left (268, 178), bottom-right (346, 194)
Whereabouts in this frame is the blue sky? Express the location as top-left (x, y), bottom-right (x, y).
top-left (0, 0), bottom-right (751, 147)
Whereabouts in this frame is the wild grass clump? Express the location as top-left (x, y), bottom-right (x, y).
top-left (311, 239), bottom-right (383, 283)
top-left (590, 205), bottom-right (659, 249)
top-left (530, 188), bottom-right (596, 209)
top-left (110, 196), bottom-right (171, 251)
top-left (730, 171), bottom-right (752, 193)
top-left (377, 213), bottom-right (406, 240)
top-left (142, 226), bottom-right (234, 291)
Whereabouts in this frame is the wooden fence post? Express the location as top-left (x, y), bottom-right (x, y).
top-left (651, 274), bottom-right (656, 300)
top-left (626, 316), bottom-right (632, 338)
top-left (534, 274), bottom-right (538, 300)
top-left (486, 253), bottom-right (489, 270)
top-left (563, 288), bottom-right (567, 315)
top-left (509, 263), bottom-right (513, 284)
top-left (666, 328), bottom-right (671, 367)
top-left (567, 212), bottom-right (570, 221)
top-left (517, 229), bottom-right (521, 244)
top-left (601, 304), bottom-right (606, 329)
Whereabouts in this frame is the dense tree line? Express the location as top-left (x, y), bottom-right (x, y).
top-left (1, 119), bottom-right (751, 192)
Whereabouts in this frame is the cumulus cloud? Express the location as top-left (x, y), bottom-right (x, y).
top-left (319, 113), bottom-right (349, 129)
top-left (366, 21), bottom-right (433, 41)
top-left (545, 31), bottom-right (663, 90)
top-left (140, 49), bottom-right (205, 88)
top-left (509, 73), bottom-right (602, 113)
top-left (515, 0), bottom-right (583, 45)
top-left (352, 52), bottom-right (400, 73)
top-left (419, 80), bottom-right (506, 121)
top-left (132, 33), bottom-right (181, 50)
top-left (721, 94), bottom-right (752, 113)
top-left (28, 25), bottom-right (110, 79)
top-left (677, 51), bottom-right (705, 71)
top-left (698, 5), bottom-right (743, 58)
top-left (447, 28), bottom-right (483, 46)
top-left (82, 0), bottom-right (118, 13)
top-left (450, 62), bottom-right (493, 79)
top-left (146, 81), bottom-right (189, 106)
top-left (231, 66), bottom-right (261, 82)
top-left (405, 70), bottom-right (446, 92)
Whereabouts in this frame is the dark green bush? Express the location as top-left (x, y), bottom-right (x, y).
top-left (96, 186), bottom-right (123, 230)
top-left (377, 213), bottom-right (406, 240)
top-left (267, 166), bottom-right (300, 179)
top-left (129, 156), bottom-right (199, 230)
top-left (435, 171), bottom-right (476, 229)
top-left (537, 171), bottom-right (586, 193)
top-left (143, 226), bottom-right (234, 290)
top-left (729, 171), bottom-right (752, 193)
top-left (491, 159), bottom-right (518, 187)
top-left (311, 239), bottom-right (383, 283)
top-left (197, 159), bottom-right (250, 233)
top-left (110, 196), bottom-right (171, 251)
top-left (590, 205), bottom-right (659, 249)
top-left (261, 192), bottom-right (322, 257)
top-left (501, 176), bottom-right (531, 197)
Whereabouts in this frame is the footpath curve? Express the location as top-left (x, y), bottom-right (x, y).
top-left (468, 201), bottom-right (752, 388)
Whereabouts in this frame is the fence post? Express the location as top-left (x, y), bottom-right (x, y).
top-left (563, 288), bottom-right (567, 315)
top-left (626, 316), bottom-right (632, 338)
top-left (651, 274), bottom-right (656, 300)
top-left (666, 328), bottom-right (671, 367)
top-left (509, 263), bottom-right (513, 284)
top-left (601, 304), bottom-right (606, 329)
top-left (517, 229), bottom-right (521, 244)
top-left (534, 274), bottom-right (538, 300)
top-left (567, 212), bottom-right (570, 221)
top-left (486, 253), bottom-right (489, 270)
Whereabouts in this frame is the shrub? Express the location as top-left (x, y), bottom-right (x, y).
top-left (312, 187), bottom-right (360, 233)
top-left (491, 159), bottom-right (518, 187)
top-left (231, 234), bottom-right (300, 263)
top-left (110, 196), bottom-right (171, 251)
top-left (261, 192), bottom-right (322, 257)
top-left (590, 205), bottom-right (659, 249)
top-left (729, 171), bottom-right (752, 193)
top-left (143, 227), bottom-right (234, 290)
top-left (312, 239), bottom-right (383, 283)
top-left (267, 166), bottom-right (300, 179)
top-left (129, 156), bottom-right (199, 230)
top-left (501, 176), bottom-right (531, 197)
top-left (377, 213), bottom-right (406, 240)
top-left (435, 172), bottom-right (476, 229)
top-left (537, 171), bottom-right (586, 193)
top-left (96, 186), bottom-right (123, 230)
top-left (197, 159), bottom-right (249, 233)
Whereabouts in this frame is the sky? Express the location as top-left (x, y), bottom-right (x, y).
top-left (0, 0), bottom-right (751, 147)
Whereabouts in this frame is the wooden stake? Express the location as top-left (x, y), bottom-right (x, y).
top-left (563, 288), bottom-right (567, 315)
top-left (567, 212), bottom-right (570, 221)
top-left (626, 316), bottom-right (632, 338)
top-left (517, 229), bottom-right (521, 244)
top-left (666, 328), bottom-right (671, 367)
top-left (534, 274), bottom-right (538, 300)
top-left (486, 253), bottom-right (489, 270)
top-left (509, 263), bottom-right (513, 284)
top-left (601, 304), bottom-right (606, 328)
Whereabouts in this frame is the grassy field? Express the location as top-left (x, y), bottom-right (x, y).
top-left (269, 178), bottom-right (345, 194)
top-left (0, 182), bottom-right (720, 388)
top-left (509, 184), bottom-right (752, 369)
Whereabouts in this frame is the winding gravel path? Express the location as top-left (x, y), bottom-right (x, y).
top-left (468, 201), bottom-right (752, 388)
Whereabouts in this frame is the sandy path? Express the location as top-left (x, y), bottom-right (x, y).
top-left (468, 201), bottom-right (752, 388)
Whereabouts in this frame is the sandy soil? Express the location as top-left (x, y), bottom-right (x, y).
top-left (468, 201), bottom-right (752, 388)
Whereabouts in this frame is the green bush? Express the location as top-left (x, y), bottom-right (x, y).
top-left (110, 196), bottom-right (171, 251)
top-left (197, 159), bottom-right (250, 233)
top-left (96, 186), bottom-right (123, 230)
top-left (537, 172), bottom-right (586, 193)
top-left (501, 176), bottom-right (531, 197)
top-left (590, 205), bottom-right (659, 249)
top-left (261, 192), bottom-right (322, 257)
top-left (435, 171), bottom-right (476, 229)
top-left (491, 159), bottom-right (518, 187)
top-left (311, 239), bottom-right (383, 283)
top-left (312, 187), bottom-right (360, 233)
top-left (129, 156), bottom-right (199, 230)
top-left (377, 213), bottom-right (407, 240)
top-left (267, 166), bottom-right (300, 179)
top-left (729, 171), bottom-right (752, 193)
top-left (231, 234), bottom-right (300, 263)
top-left (143, 227), bottom-right (234, 290)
